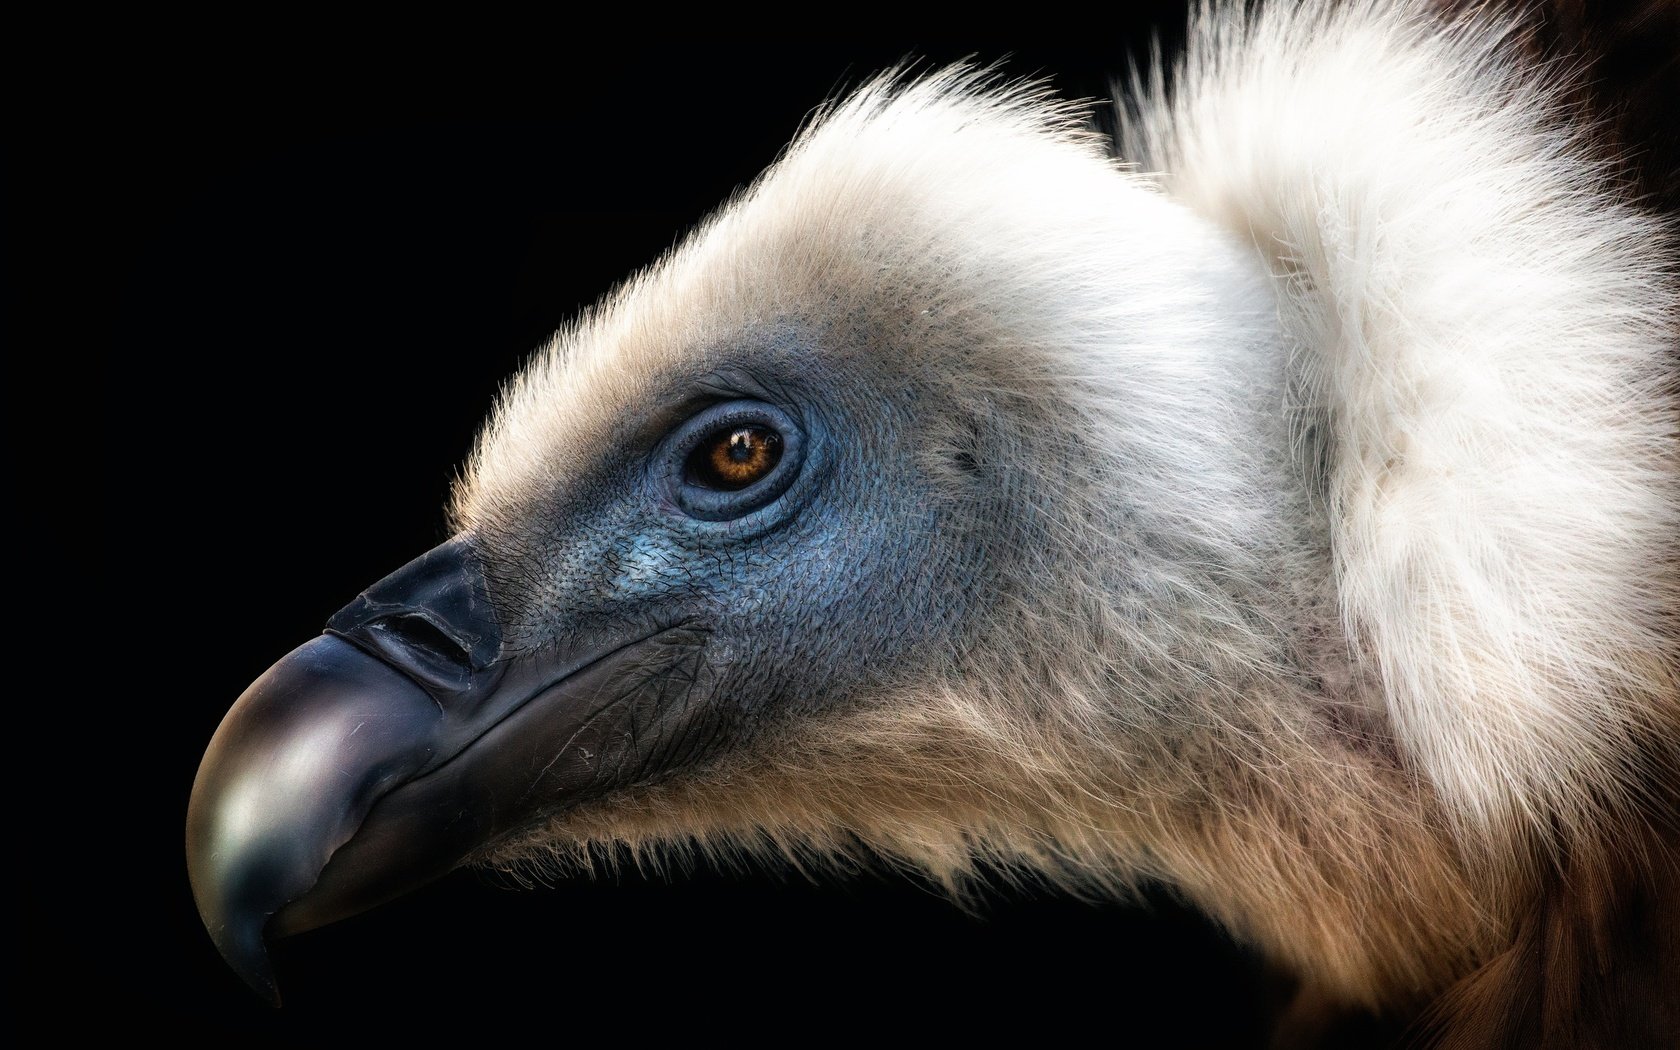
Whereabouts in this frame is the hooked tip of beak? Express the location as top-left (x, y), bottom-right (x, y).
top-left (186, 633), bottom-right (444, 1005)
top-left (201, 906), bottom-right (283, 1007)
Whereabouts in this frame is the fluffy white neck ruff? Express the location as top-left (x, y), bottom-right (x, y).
top-left (1125, 0), bottom-right (1677, 849)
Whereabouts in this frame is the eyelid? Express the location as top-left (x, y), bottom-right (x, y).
top-left (657, 400), bottom-right (807, 523)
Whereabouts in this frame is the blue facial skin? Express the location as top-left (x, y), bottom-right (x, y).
top-left (187, 322), bottom-right (1012, 998)
top-left (471, 329), bottom-right (988, 789)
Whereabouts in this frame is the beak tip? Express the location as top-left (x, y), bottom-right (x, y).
top-left (201, 909), bottom-right (284, 1007)
top-left (238, 957), bottom-right (285, 1011)
top-left (186, 633), bottom-right (444, 1005)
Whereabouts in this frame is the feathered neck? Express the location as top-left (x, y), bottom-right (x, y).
top-left (1124, 0), bottom-right (1678, 852)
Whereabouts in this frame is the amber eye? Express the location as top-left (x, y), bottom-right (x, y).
top-left (685, 425), bottom-right (783, 491)
top-left (662, 400), bottom-right (805, 522)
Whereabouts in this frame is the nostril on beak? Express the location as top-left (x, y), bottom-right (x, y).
top-left (372, 614), bottom-right (473, 672)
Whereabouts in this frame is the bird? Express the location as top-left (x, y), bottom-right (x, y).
top-left (187, 1), bottom-right (1678, 1045)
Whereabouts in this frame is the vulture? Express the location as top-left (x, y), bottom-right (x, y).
top-left (188, 1), bottom-right (1679, 1045)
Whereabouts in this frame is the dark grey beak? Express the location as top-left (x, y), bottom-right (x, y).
top-left (185, 631), bottom-right (442, 1004)
top-left (186, 535), bottom-right (691, 1003)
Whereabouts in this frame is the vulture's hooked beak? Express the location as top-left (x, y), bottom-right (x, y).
top-left (186, 535), bottom-right (668, 1004)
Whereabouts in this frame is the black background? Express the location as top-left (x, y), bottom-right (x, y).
top-left (27, 8), bottom-right (1292, 1043)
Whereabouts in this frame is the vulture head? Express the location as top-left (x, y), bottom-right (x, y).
top-left (189, 2), bottom-right (1678, 1042)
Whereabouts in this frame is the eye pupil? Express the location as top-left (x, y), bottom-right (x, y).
top-left (727, 430), bottom-right (756, 463)
top-left (687, 424), bottom-right (783, 491)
